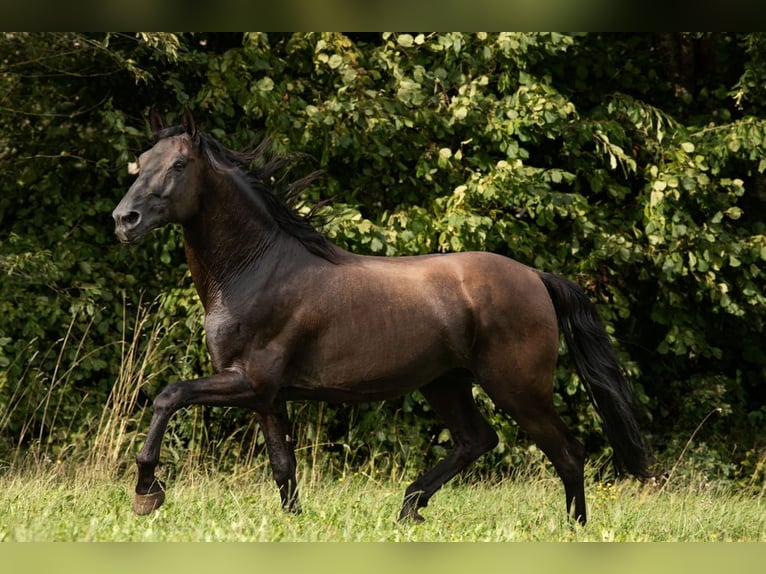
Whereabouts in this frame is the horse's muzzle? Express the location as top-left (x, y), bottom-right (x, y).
top-left (112, 208), bottom-right (142, 243)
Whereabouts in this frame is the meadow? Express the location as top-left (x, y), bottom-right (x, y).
top-left (1, 458), bottom-right (763, 542)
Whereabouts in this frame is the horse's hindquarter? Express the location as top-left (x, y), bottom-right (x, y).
top-left (282, 251), bottom-right (557, 401)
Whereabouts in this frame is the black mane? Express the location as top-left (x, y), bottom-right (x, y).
top-left (156, 126), bottom-right (337, 262)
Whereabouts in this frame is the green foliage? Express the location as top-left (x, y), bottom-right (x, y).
top-left (1, 33), bottom-right (765, 483)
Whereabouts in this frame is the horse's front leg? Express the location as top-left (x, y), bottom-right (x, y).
top-left (133, 368), bottom-right (262, 515)
top-left (257, 400), bottom-right (301, 514)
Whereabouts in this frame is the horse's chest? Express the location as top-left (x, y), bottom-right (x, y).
top-left (204, 310), bottom-right (247, 371)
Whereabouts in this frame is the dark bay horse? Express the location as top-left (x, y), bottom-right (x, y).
top-left (112, 109), bottom-right (649, 525)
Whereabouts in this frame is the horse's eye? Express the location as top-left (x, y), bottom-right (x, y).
top-left (173, 160), bottom-right (187, 171)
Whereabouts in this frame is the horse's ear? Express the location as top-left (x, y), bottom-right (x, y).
top-left (182, 107), bottom-right (197, 139)
top-left (149, 111), bottom-right (166, 137)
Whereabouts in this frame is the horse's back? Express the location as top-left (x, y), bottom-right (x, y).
top-left (336, 250), bottom-right (557, 360)
top-left (342, 250), bottom-right (555, 334)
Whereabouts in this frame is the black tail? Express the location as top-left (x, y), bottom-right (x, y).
top-left (538, 271), bottom-right (650, 478)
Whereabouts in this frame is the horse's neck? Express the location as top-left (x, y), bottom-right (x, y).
top-left (182, 178), bottom-right (280, 307)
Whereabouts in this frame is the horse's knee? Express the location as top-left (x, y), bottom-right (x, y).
top-left (152, 383), bottom-right (183, 413)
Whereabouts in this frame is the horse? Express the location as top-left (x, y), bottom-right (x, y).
top-left (112, 109), bottom-right (650, 525)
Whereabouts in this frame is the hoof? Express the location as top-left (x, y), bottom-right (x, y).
top-left (284, 504), bottom-right (302, 516)
top-left (398, 508), bottom-right (426, 523)
top-left (133, 487), bottom-right (165, 515)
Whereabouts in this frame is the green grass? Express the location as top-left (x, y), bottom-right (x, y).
top-left (1, 461), bottom-right (763, 541)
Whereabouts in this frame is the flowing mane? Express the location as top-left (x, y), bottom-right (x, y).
top-left (159, 126), bottom-right (338, 262)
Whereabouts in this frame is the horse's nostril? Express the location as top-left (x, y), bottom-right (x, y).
top-left (117, 210), bottom-right (141, 228)
top-left (124, 211), bottom-right (141, 226)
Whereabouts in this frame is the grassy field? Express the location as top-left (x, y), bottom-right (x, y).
top-left (1, 460), bottom-right (764, 542)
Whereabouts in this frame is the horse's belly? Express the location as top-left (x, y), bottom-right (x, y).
top-left (287, 329), bottom-right (458, 401)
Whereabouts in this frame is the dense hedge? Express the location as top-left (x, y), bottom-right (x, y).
top-left (1, 33), bottom-right (764, 484)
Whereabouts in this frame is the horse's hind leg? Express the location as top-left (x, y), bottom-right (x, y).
top-left (481, 377), bottom-right (587, 524)
top-left (515, 403), bottom-right (586, 524)
top-left (399, 374), bottom-right (498, 522)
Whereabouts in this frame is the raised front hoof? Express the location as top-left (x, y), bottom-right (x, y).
top-left (133, 487), bottom-right (166, 515)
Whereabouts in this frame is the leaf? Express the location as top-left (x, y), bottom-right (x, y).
top-left (328, 54), bottom-right (343, 69)
top-left (256, 77), bottom-right (274, 91)
top-left (681, 141), bottom-right (695, 153)
top-left (397, 34), bottom-right (414, 48)
top-left (369, 237), bottom-right (384, 252)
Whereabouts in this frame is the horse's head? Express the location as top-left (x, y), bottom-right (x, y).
top-left (113, 108), bottom-right (203, 243)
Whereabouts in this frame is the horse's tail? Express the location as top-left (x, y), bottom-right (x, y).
top-left (537, 271), bottom-right (651, 478)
